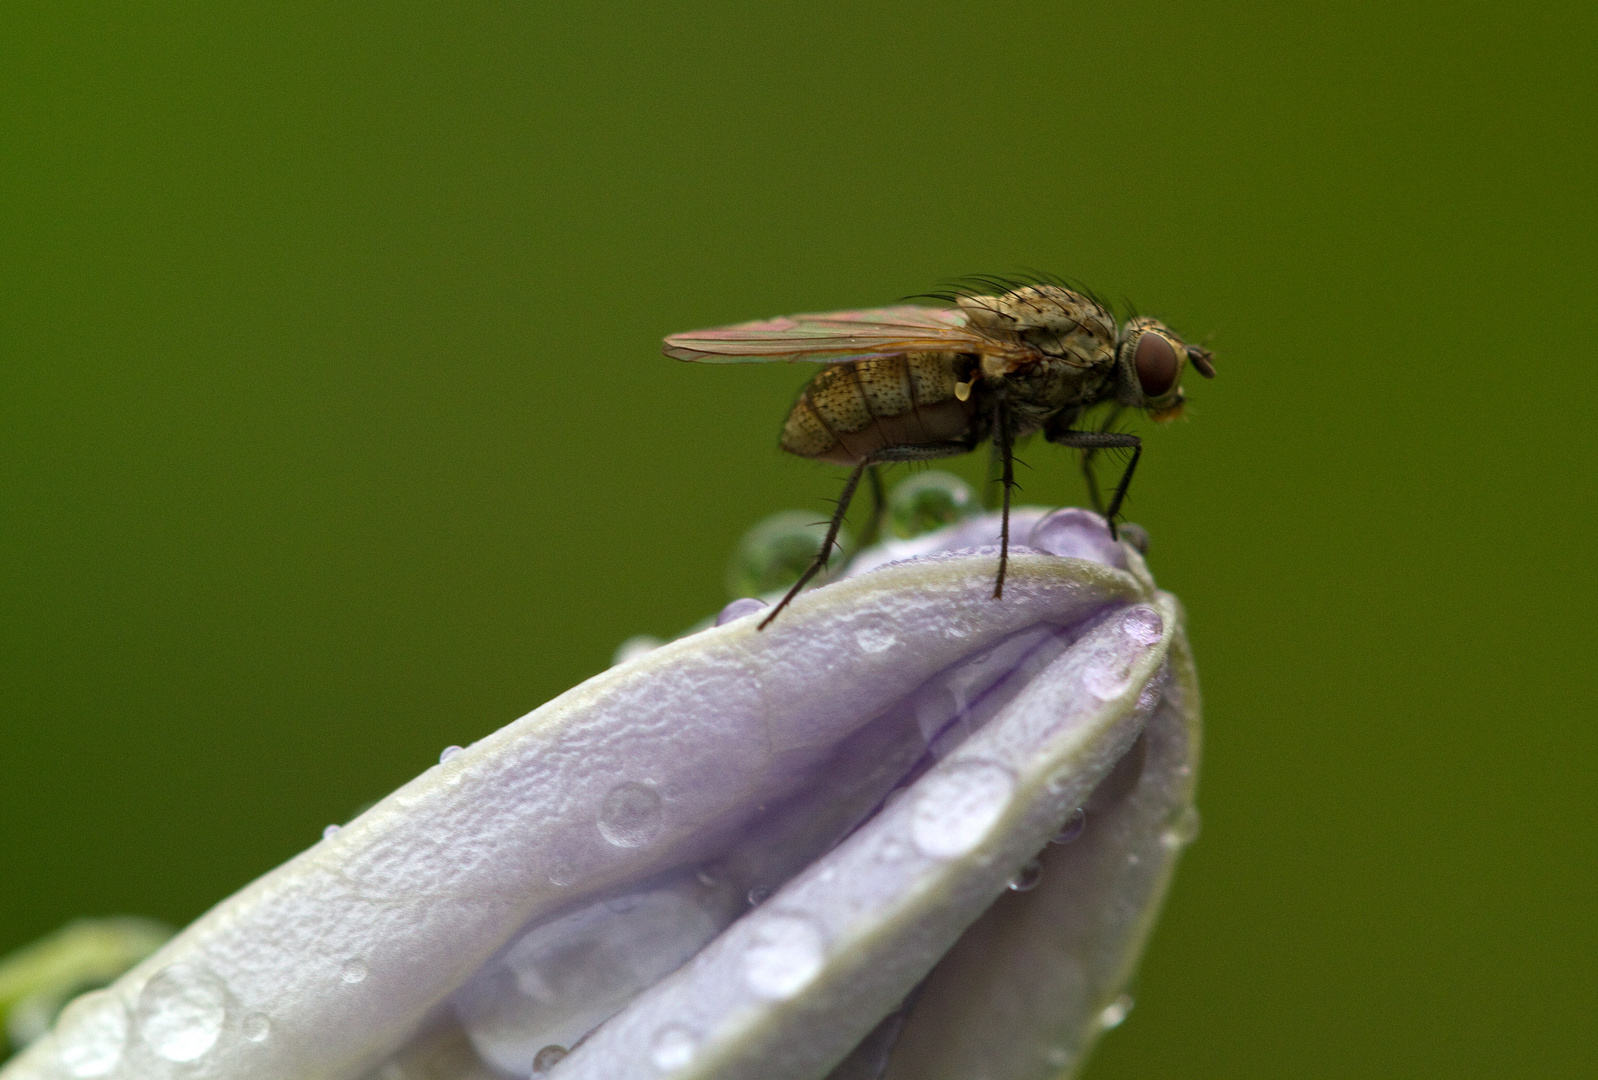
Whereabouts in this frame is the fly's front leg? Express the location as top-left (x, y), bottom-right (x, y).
top-left (1046, 428), bottom-right (1142, 539)
top-left (1070, 406), bottom-right (1123, 515)
top-left (994, 401), bottom-right (1015, 600)
top-left (760, 442), bottom-right (972, 631)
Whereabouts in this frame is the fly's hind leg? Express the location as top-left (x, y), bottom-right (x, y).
top-left (853, 464), bottom-right (888, 552)
top-left (760, 442), bottom-right (972, 631)
top-left (1046, 427), bottom-right (1142, 539)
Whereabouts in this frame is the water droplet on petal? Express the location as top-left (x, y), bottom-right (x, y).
top-left (54, 991), bottom-right (128, 1078)
top-left (439, 745), bottom-right (462, 763)
top-left (909, 760), bottom-right (1015, 859)
top-left (1122, 606), bottom-right (1164, 645)
top-left (1098, 993), bottom-right (1134, 1029)
top-left (339, 959), bottom-right (368, 985)
top-left (597, 782), bottom-right (664, 848)
top-left (1007, 857), bottom-right (1043, 891)
top-left (742, 913), bottom-right (825, 1000)
top-left (1051, 807), bottom-right (1087, 844)
top-left (1161, 805), bottom-right (1201, 849)
top-left (241, 1013), bottom-right (271, 1042)
top-left (1027, 507), bottom-right (1123, 566)
top-left (531, 1044), bottom-right (568, 1073)
top-left (746, 886), bottom-right (771, 906)
top-left (854, 626), bottom-right (897, 653)
top-left (727, 510), bottom-right (851, 598)
top-left (716, 597), bottom-right (767, 625)
top-left (650, 1024), bottom-right (699, 1071)
top-left (135, 964), bottom-right (227, 1063)
top-left (888, 471), bottom-right (976, 538)
top-left (321, 824), bottom-right (341, 840)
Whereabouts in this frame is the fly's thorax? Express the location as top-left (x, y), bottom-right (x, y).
top-left (780, 352), bottom-right (976, 464)
top-left (1115, 317), bottom-right (1192, 419)
top-left (998, 354), bottom-right (1116, 424)
top-left (958, 285), bottom-right (1117, 372)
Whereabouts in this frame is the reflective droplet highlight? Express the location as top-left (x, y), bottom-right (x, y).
top-left (1007, 857), bottom-right (1043, 892)
top-left (1162, 804), bottom-right (1201, 849)
top-left (854, 626), bottom-right (897, 653)
top-left (597, 781), bottom-right (664, 848)
top-left (888, 471), bottom-right (975, 538)
top-left (134, 964), bottom-right (227, 1063)
top-left (241, 1013), bottom-right (271, 1042)
top-left (746, 886), bottom-right (771, 906)
top-left (54, 991), bottom-right (128, 1078)
top-left (650, 1024), bottom-right (699, 1071)
top-left (1098, 993), bottom-right (1134, 1029)
top-left (910, 760), bottom-right (1015, 859)
top-left (439, 745), bottom-right (462, 763)
top-left (1051, 807), bottom-right (1087, 844)
top-left (742, 913), bottom-right (825, 1000)
top-left (531, 1044), bottom-right (569, 1073)
top-left (321, 823), bottom-right (341, 840)
top-left (339, 959), bottom-right (368, 985)
top-left (717, 597), bottom-right (767, 625)
top-left (1121, 605), bottom-right (1164, 645)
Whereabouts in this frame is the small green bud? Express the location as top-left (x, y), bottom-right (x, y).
top-left (726, 511), bottom-right (851, 599)
top-left (888, 471), bottom-right (976, 539)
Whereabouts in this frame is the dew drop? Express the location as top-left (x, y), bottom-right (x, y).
top-left (1051, 807), bottom-right (1087, 844)
top-left (322, 823), bottom-right (341, 840)
top-left (1098, 993), bottom-right (1134, 1029)
top-left (1026, 507), bottom-right (1121, 565)
top-left (241, 1013), bottom-right (271, 1043)
top-left (439, 745), bottom-right (462, 763)
top-left (1007, 857), bottom-right (1043, 892)
top-left (742, 913), bottom-right (825, 1000)
top-left (134, 964), bottom-right (227, 1063)
top-left (716, 597), bottom-right (767, 626)
top-left (339, 959), bottom-right (368, 985)
top-left (1161, 805), bottom-right (1202, 849)
top-left (53, 991), bottom-right (128, 1078)
top-left (854, 626), bottom-right (897, 653)
top-left (746, 886), bottom-right (771, 906)
top-left (909, 760), bottom-right (1015, 859)
top-left (1121, 605), bottom-right (1164, 645)
top-left (531, 1044), bottom-right (569, 1073)
top-left (597, 781), bottom-right (664, 848)
top-left (649, 1024), bottom-right (699, 1071)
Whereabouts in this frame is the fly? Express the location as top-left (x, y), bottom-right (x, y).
top-left (663, 278), bottom-right (1216, 628)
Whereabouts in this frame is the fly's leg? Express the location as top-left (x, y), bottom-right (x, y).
top-left (994, 401), bottom-right (1015, 599)
top-left (760, 443), bottom-right (972, 631)
top-left (1046, 428), bottom-right (1142, 539)
top-left (853, 465), bottom-right (888, 552)
top-left (1078, 406), bottom-right (1124, 515)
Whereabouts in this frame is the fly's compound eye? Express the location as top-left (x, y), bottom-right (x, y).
top-left (1134, 331), bottom-right (1180, 398)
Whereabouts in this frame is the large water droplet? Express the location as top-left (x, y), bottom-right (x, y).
top-left (742, 913), bottom-right (825, 1000)
top-left (597, 782), bottom-right (664, 848)
top-left (134, 964), bottom-right (227, 1063)
top-left (1051, 807), bottom-right (1087, 844)
top-left (54, 991), bottom-right (128, 1078)
top-left (717, 597), bottom-right (767, 626)
top-left (1121, 605), bottom-right (1164, 645)
top-left (1007, 857), bottom-right (1043, 892)
top-left (727, 510), bottom-right (851, 598)
top-left (1097, 993), bottom-right (1134, 1029)
top-left (439, 745), bottom-right (462, 763)
top-left (531, 1044), bottom-right (568, 1073)
top-left (321, 824), bottom-right (341, 840)
top-left (909, 760), bottom-right (1015, 859)
top-left (650, 1024), bottom-right (699, 1071)
top-left (1026, 507), bottom-right (1123, 566)
top-left (339, 959), bottom-right (368, 985)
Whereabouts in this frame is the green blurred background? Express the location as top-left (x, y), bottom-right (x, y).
top-left (3, 1), bottom-right (1594, 1074)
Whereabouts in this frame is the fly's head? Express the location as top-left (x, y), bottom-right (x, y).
top-left (1114, 316), bottom-right (1217, 420)
top-left (958, 285), bottom-right (1117, 371)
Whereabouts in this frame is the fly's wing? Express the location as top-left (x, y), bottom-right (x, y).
top-left (663, 305), bottom-right (991, 364)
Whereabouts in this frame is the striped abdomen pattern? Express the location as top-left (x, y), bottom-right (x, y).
top-left (780, 352), bottom-right (975, 466)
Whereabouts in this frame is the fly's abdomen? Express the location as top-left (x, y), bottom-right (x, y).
top-left (780, 353), bottom-right (973, 465)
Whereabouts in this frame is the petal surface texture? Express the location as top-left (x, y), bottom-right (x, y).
top-left (3, 511), bottom-right (1199, 1080)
